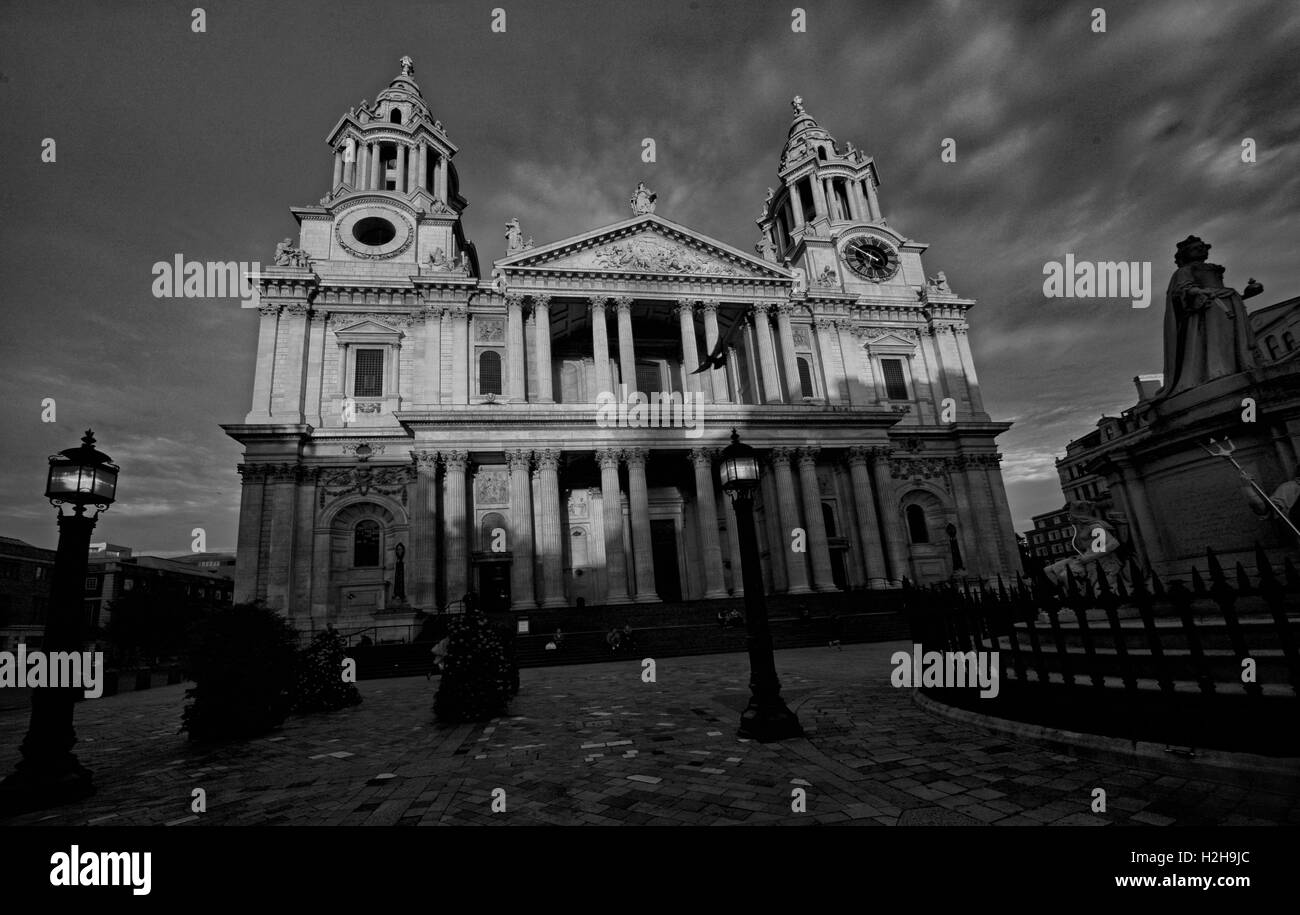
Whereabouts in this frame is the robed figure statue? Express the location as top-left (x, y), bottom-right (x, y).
top-left (1156, 235), bottom-right (1263, 399)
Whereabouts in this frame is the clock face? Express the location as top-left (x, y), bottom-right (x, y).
top-left (844, 236), bottom-right (900, 282)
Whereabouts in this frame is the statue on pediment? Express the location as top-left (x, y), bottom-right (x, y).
top-left (1156, 235), bottom-right (1262, 399)
top-left (274, 237), bottom-right (311, 268)
top-left (756, 234), bottom-right (777, 262)
top-left (927, 271), bottom-right (951, 293)
top-left (505, 218), bottom-right (524, 254)
top-left (630, 181), bottom-right (657, 215)
top-left (399, 55), bottom-right (414, 77)
top-left (428, 247), bottom-right (452, 271)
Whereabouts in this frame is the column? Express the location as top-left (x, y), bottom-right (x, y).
top-left (723, 495), bottom-right (745, 596)
top-left (869, 447), bottom-right (910, 585)
top-left (690, 449), bottom-right (727, 598)
top-left (814, 319), bottom-right (843, 404)
top-left (775, 303), bottom-right (803, 400)
top-left (840, 324), bottom-right (875, 405)
top-left (332, 149), bottom-right (343, 189)
top-left (624, 448), bottom-right (657, 602)
top-left (797, 447), bottom-right (837, 591)
top-left (848, 179), bottom-right (868, 221)
top-left (947, 459), bottom-right (986, 575)
top-left (759, 470), bottom-right (788, 593)
top-left (436, 155), bottom-right (448, 201)
top-left (864, 177), bottom-right (882, 221)
top-left (676, 299), bottom-right (700, 395)
top-left (442, 451), bottom-right (469, 601)
top-left (701, 301), bottom-right (727, 402)
top-left (272, 303), bottom-right (312, 421)
top-left (395, 144), bottom-right (407, 194)
top-left (532, 295), bottom-right (554, 402)
top-left (411, 451), bottom-right (438, 609)
top-left (507, 449), bottom-right (537, 610)
top-left (422, 306), bottom-right (442, 404)
top-left (450, 307), bottom-right (469, 403)
top-left (597, 449), bottom-right (631, 603)
top-left (303, 310), bottom-right (326, 426)
top-left (371, 142), bottom-right (384, 189)
top-left (913, 329), bottom-right (942, 422)
top-left (266, 464), bottom-right (298, 613)
top-left (751, 304), bottom-right (783, 403)
top-left (589, 297), bottom-right (612, 399)
top-left (417, 143), bottom-right (428, 193)
top-left (246, 305), bottom-right (279, 421)
top-left (789, 181), bottom-right (806, 230)
top-left (534, 449), bottom-right (565, 607)
top-left (505, 295), bottom-right (526, 401)
top-left (614, 296), bottom-right (637, 393)
top-left (233, 463), bottom-right (268, 603)
top-left (809, 174), bottom-right (829, 220)
top-left (953, 326), bottom-right (986, 415)
top-left (343, 141), bottom-right (356, 187)
top-left (846, 447), bottom-right (889, 587)
top-left (356, 142), bottom-right (369, 190)
top-left (770, 449), bottom-right (811, 593)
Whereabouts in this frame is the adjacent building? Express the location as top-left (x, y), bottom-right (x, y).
top-left (0, 537), bottom-right (55, 651)
top-left (86, 549), bottom-right (234, 632)
top-left (224, 58), bottom-right (1022, 632)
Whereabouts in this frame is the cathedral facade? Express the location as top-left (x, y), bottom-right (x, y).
top-left (223, 59), bottom-right (1022, 632)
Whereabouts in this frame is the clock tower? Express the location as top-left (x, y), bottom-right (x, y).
top-left (755, 96), bottom-right (924, 298)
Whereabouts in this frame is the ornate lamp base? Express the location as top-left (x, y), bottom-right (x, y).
top-left (738, 696), bottom-right (804, 743)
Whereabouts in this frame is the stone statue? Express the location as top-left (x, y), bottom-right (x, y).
top-left (928, 271), bottom-right (951, 293)
top-left (755, 234), bottom-right (777, 262)
top-left (399, 55), bottom-right (414, 77)
top-left (1041, 501), bottom-right (1127, 591)
top-left (630, 181), bottom-right (657, 215)
top-left (274, 237), bottom-right (310, 268)
top-left (505, 218), bottom-right (524, 254)
top-left (1156, 236), bottom-right (1263, 399)
top-left (523, 237), bottom-right (534, 251)
top-left (791, 95), bottom-right (805, 115)
top-left (816, 265), bottom-right (838, 286)
top-left (428, 247), bottom-right (451, 270)
top-left (458, 251), bottom-right (470, 273)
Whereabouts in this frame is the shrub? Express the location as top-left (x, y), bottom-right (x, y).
top-left (180, 603), bottom-right (299, 742)
top-left (433, 610), bottom-right (513, 723)
top-left (292, 628), bottom-right (362, 714)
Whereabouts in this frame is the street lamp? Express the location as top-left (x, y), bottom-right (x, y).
top-left (718, 429), bottom-right (802, 742)
top-left (0, 430), bottom-right (119, 814)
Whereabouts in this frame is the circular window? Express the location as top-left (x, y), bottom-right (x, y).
top-left (352, 217), bottom-right (396, 247)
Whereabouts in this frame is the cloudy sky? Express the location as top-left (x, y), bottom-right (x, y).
top-left (1, 0), bottom-right (1297, 554)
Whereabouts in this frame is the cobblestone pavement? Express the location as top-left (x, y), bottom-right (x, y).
top-left (1, 643), bottom-right (1295, 826)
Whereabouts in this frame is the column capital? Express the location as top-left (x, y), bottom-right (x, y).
top-left (813, 317), bottom-right (837, 330)
top-left (415, 304), bottom-right (442, 322)
top-left (796, 446), bottom-right (821, 467)
top-left (596, 448), bottom-right (622, 469)
top-left (505, 294), bottom-right (525, 310)
top-left (698, 300), bottom-right (719, 316)
top-left (588, 295), bottom-right (609, 312)
top-left (530, 294), bottom-right (552, 310)
top-left (535, 448), bottom-right (561, 471)
top-left (775, 302), bottom-right (798, 317)
top-left (749, 302), bottom-right (771, 319)
top-left (688, 447), bottom-right (716, 468)
top-left (412, 450), bottom-right (439, 472)
top-left (612, 296), bottom-right (635, 314)
top-left (258, 303), bottom-right (282, 317)
top-left (284, 302), bottom-right (313, 317)
top-left (236, 462), bottom-right (273, 481)
top-left (445, 305), bottom-right (468, 319)
top-left (506, 448), bottom-right (533, 472)
top-left (622, 447), bottom-right (648, 467)
top-left (442, 450), bottom-right (469, 472)
top-left (673, 298), bottom-right (698, 317)
top-left (846, 445), bottom-right (872, 467)
top-left (770, 446), bottom-right (795, 467)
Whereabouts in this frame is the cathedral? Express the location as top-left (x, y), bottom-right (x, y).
top-left (223, 57), bottom-right (1022, 632)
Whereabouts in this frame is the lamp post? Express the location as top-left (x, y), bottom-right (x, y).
top-left (718, 429), bottom-right (802, 742)
top-left (0, 430), bottom-right (119, 814)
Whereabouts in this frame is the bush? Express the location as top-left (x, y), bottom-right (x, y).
top-left (180, 603), bottom-right (299, 742)
top-left (433, 610), bottom-right (513, 723)
top-left (292, 628), bottom-right (362, 714)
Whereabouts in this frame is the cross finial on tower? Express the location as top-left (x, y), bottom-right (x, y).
top-left (399, 55), bottom-right (414, 76)
top-left (791, 95), bottom-right (805, 115)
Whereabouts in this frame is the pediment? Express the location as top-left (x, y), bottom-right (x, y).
top-left (331, 318), bottom-right (405, 340)
top-left (861, 331), bottom-right (917, 349)
top-left (497, 214), bottom-right (790, 281)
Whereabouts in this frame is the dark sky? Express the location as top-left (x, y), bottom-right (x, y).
top-left (2, 0), bottom-right (1297, 554)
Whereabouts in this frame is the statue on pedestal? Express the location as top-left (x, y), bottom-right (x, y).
top-left (505, 218), bottom-right (524, 254)
top-left (1156, 235), bottom-right (1262, 399)
top-left (630, 181), bottom-right (657, 215)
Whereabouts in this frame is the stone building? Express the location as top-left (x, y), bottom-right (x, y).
top-left (0, 537), bottom-right (55, 651)
top-left (223, 59), bottom-right (1021, 632)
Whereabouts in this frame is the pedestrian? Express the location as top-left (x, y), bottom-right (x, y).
top-left (827, 614), bottom-right (843, 650)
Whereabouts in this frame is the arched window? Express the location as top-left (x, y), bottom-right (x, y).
top-left (818, 146), bottom-right (828, 161)
top-left (821, 503), bottom-right (837, 537)
top-left (1267, 336), bottom-right (1279, 359)
top-left (479, 350), bottom-right (502, 395)
top-left (1285, 331), bottom-right (1296, 352)
top-left (390, 109), bottom-right (402, 124)
top-left (796, 357), bottom-right (814, 398)
top-left (354, 520), bottom-right (380, 567)
top-left (906, 504), bottom-right (929, 544)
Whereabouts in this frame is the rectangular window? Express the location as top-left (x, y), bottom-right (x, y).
top-left (123, 579), bottom-right (134, 591)
top-left (354, 348), bottom-right (384, 397)
top-left (636, 361), bottom-right (663, 396)
top-left (84, 577), bottom-right (97, 592)
top-left (796, 357), bottom-right (814, 398)
top-left (880, 359), bottom-right (909, 400)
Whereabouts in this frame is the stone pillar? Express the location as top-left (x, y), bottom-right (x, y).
top-left (532, 295), bottom-right (554, 403)
top-left (505, 295), bottom-right (526, 402)
top-left (589, 297), bottom-right (612, 400)
top-left (759, 470), bottom-right (788, 593)
top-left (411, 451), bottom-right (439, 609)
top-left (266, 464), bottom-right (299, 613)
top-left (690, 448), bottom-right (727, 598)
top-left (442, 451), bottom-right (469, 601)
top-left (775, 304), bottom-right (803, 400)
top-left (813, 319), bottom-right (842, 404)
top-left (789, 180), bottom-right (806, 229)
top-left (809, 174), bottom-right (829, 220)
top-left (234, 463), bottom-right (268, 603)
top-left (912, 329), bottom-right (942, 422)
top-left (675, 299), bottom-right (700, 394)
top-left (869, 448), bottom-right (909, 585)
top-left (722, 494), bottom-right (745, 596)
top-left (422, 306), bottom-right (442, 404)
top-left (838, 324), bottom-right (873, 406)
top-left (953, 325), bottom-right (986, 415)
top-left (796, 447), bottom-right (837, 591)
top-left (946, 460), bottom-right (986, 576)
top-left (846, 447), bottom-right (889, 587)
top-left (356, 142), bottom-right (369, 190)
top-left (506, 450), bottom-right (537, 610)
top-left (417, 144), bottom-right (428, 193)
top-left (395, 144), bottom-right (407, 194)
top-left (247, 305), bottom-right (279, 421)
top-left (343, 142), bottom-right (356, 187)
top-left (596, 448), bottom-right (631, 603)
top-left (848, 179), bottom-right (868, 221)
top-left (751, 304), bottom-right (783, 403)
top-left (534, 449), bottom-right (565, 607)
top-left (624, 448), bottom-right (657, 602)
top-left (700, 301), bottom-right (727, 402)
top-left (770, 448), bottom-right (811, 593)
top-left (864, 176), bottom-right (881, 220)
top-left (369, 142), bottom-right (382, 190)
top-left (450, 306), bottom-right (469, 403)
top-left (614, 297), bottom-right (636, 393)
top-left (332, 149), bottom-right (343, 189)
top-left (436, 155), bottom-right (448, 202)
top-left (272, 303), bottom-right (312, 422)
